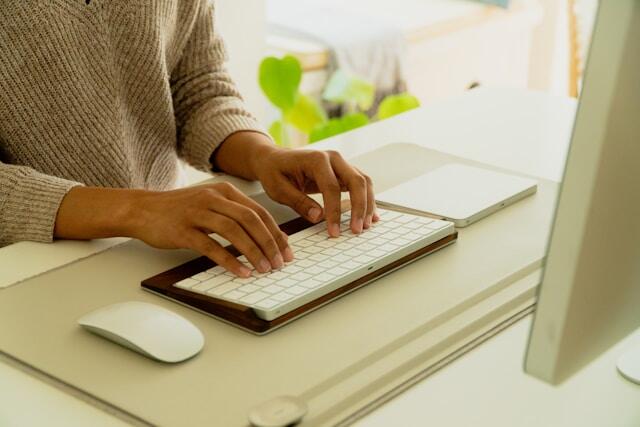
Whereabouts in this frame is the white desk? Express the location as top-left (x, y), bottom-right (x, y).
top-left (2, 88), bottom-right (636, 426)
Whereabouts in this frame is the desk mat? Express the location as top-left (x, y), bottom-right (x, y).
top-left (0, 143), bottom-right (557, 426)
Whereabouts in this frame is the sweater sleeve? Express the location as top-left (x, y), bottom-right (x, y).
top-left (0, 161), bottom-right (82, 246)
top-left (171, 0), bottom-right (268, 172)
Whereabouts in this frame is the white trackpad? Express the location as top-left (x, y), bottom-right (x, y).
top-left (377, 163), bottom-right (538, 227)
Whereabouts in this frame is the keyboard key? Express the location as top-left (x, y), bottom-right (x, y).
top-left (318, 260), bottom-right (338, 269)
top-left (333, 254), bottom-right (351, 263)
top-left (426, 220), bottom-right (451, 229)
top-left (282, 265), bottom-right (303, 274)
top-left (291, 272), bottom-right (312, 281)
top-left (300, 279), bottom-right (322, 289)
top-left (233, 277), bottom-right (256, 285)
top-left (296, 251), bottom-right (311, 259)
top-left (224, 290), bottom-right (245, 300)
top-left (306, 266), bottom-right (325, 275)
top-left (206, 281), bottom-right (241, 296)
top-left (395, 215), bottom-right (413, 224)
top-left (255, 298), bottom-right (279, 309)
top-left (287, 286), bottom-right (307, 295)
top-left (238, 284), bottom-right (260, 293)
top-left (329, 266), bottom-right (350, 276)
top-left (277, 278), bottom-right (299, 288)
top-left (255, 277), bottom-right (275, 286)
top-left (174, 278), bottom-right (199, 289)
top-left (345, 249), bottom-right (362, 257)
top-left (316, 240), bottom-right (336, 248)
top-left (296, 239), bottom-right (315, 247)
top-left (379, 210), bottom-right (401, 220)
top-left (302, 246), bottom-right (323, 254)
top-left (192, 272), bottom-right (212, 281)
top-left (369, 249), bottom-right (387, 258)
top-left (206, 266), bottom-right (226, 275)
top-left (404, 221), bottom-right (422, 229)
top-left (342, 261), bottom-right (363, 270)
top-left (307, 234), bottom-right (326, 242)
top-left (272, 292), bottom-right (294, 302)
top-left (296, 259), bottom-right (315, 268)
top-left (354, 254), bottom-right (376, 264)
top-left (269, 271), bottom-right (288, 280)
top-left (240, 291), bottom-right (269, 305)
top-left (370, 237), bottom-right (389, 245)
top-left (310, 253), bottom-right (329, 262)
top-left (315, 272), bottom-right (336, 282)
top-left (196, 275), bottom-right (233, 289)
top-left (394, 238), bottom-right (412, 246)
top-left (263, 284), bottom-right (285, 294)
top-left (335, 242), bottom-right (353, 250)
top-left (358, 243), bottom-right (377, 251)
top-left (321, 248), bottom-right (341, 256)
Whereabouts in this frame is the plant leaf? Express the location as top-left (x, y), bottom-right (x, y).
top-left (284, 93), bottom-right (327, 134)
top-left (323, 70), bottom-right (375, 111)
top-left (268, 120), bottom-right (285, 146)
top-left (377, 93), bottom-right (420, 120)
top-left (259, 56), bottom-right (302, 111)
top-left (309, 113), bottom-right (369, 143)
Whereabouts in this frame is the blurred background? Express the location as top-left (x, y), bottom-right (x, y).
top-left (195, 0), bottom-right (598, 183)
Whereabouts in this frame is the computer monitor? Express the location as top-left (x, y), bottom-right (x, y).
top-left (524, 0), bottom-right (640, 385)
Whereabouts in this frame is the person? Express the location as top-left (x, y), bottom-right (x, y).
top-left (0, 0), bottom-right (378, 277)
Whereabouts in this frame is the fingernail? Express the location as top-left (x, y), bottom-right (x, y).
top-left (283, 246), bottom-right (294, 262)
top-left (364, 215), bottom-right (372, 228)
top-left (329, 223), bottom-right (340, 237)
top-left (272, 253), bottom-right (284, 269)
top-left (239, 266), bottom-right (252, 277)
top-left (352, 218), bottom-right (364, 233)
top-left (258, 258), bottom-right (271, 273)
top-left (373, 212), bottom-right (381, 222)
top-left (308, 207), bottom-right (322, 222)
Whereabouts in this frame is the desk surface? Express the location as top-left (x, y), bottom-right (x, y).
top-left (3, 88), bottom-right (634, 427)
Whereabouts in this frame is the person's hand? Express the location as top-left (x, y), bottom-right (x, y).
top-left (253, 148), bottom-right (380, 237)
top-left (128, 183), bottom-right (292, 277)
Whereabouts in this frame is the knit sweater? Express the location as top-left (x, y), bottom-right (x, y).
top-left (0, 0), bottom-right (264, 246)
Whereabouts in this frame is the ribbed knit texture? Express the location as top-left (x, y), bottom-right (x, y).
top-left (0, 0), bottom-right (266, 246)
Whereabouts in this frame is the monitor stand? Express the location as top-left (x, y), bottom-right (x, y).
top-left (617, 345), bottom-right (640, 385)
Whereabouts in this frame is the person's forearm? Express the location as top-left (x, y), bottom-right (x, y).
top-left (54, 186), bottom-right (142, 240)
top-left (212, 131), bottom-right (278, 180)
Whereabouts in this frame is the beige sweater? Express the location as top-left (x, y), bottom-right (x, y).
top-left (0, 0), bottom-right (264, 246)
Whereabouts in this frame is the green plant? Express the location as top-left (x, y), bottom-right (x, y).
top-left (259, 55), bottom-right (421, 145)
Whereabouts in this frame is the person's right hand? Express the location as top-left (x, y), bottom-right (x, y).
top-left (129, 182), bottom-right (292, 277)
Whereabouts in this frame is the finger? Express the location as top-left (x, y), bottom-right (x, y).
top-left (223, 186), bottom-right (293, 262)
top-left (309, 152), bottom-right (343, 237)
top-left (329, 152), bottom-right (367, 233)
top-left (265, 174), bottom-right (325, 225)
top-left (186, 231), bottom-right (251, 278)
top-left (209, 198), bottom-right (285, 269)
top-left (356, 167), bottom-right (377, 228)
top-left (197, 212), bottom-right (273, 274)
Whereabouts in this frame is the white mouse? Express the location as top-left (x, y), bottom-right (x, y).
top-left (78, 301), bottom-right (204, 363)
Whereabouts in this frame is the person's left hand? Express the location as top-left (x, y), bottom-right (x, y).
top-left (253, 148), bottom-right (379, 237)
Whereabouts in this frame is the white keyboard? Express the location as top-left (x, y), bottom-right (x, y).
top-left (172, 209), bottom-right (455, 321)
